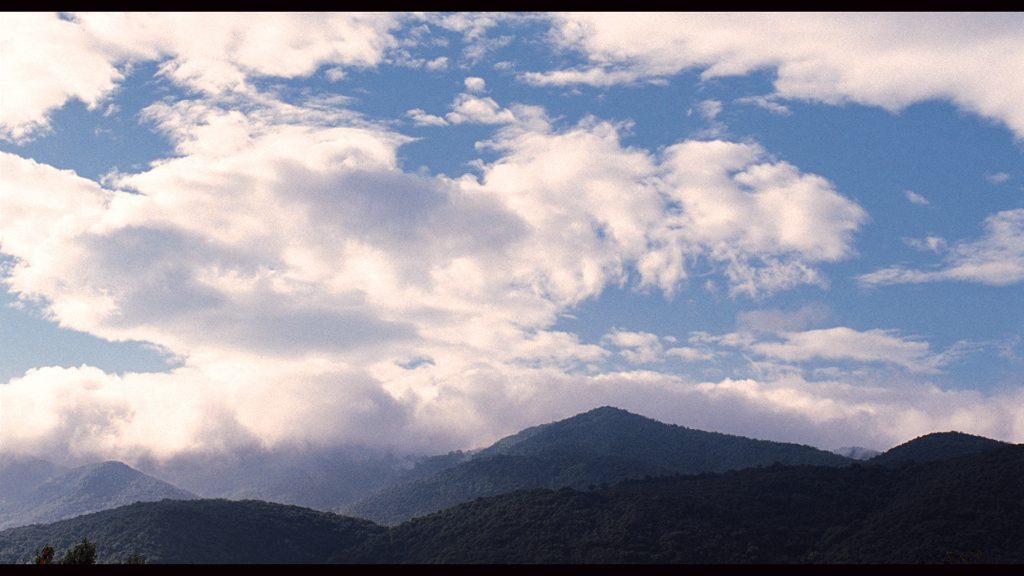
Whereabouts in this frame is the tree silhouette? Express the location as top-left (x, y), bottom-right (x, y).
top-left (34, 545), bottom-right (54, 565)
top-left (59, 538), bottom-right (96, 565)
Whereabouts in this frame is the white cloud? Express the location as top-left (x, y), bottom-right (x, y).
top-left (685, 373), bottom-right (1024, 449)
top-left (0, 20), bottom-right (874, 461)
top-left (81, 12), bottom-right (402, 93)
top-left (986, 171), bottom-right (1011, 184)
top-left (407, 108), bottom-right (449, 127)
top-left (736, 304), bottom-right (831, 334)
top-left (0, 360), bottom-right (420, 462)
top-left (425, 56), bottom-right (449, 71)
top-left (735, 95), bottom-right (792, 115)
top-left (3, 11), bottom-right (1022, 468)
top-left (665, 347), bottom-right (716, 361)
top-left (695, 99), bottom-right (722, 121)
top-left (6, 348), bottom-right (1021, 463)
top-left (525, 13), bottom-right (1024, 138)
top-left (0, 13), bottom-right (131, 142)
top-left (645, 140), bottom-right (867, 296)
top-left (860, 208), bottom-right (1024, 286)
top-left (446, 93), bottom-right (516, 125)
top-left (0, 104), bottom-right (871, 459)
top-left (691, 99), bottom-right (727, 138)
top-left (602, 329), bottom-right (664, 364)
top-left (0, 13), bottom-right (403, 141)
top-left (905, 190), bottom-right (930, 206)
top-left (748, 327), bottom-right (947, 373)
top-left (324, 67), bottom-right (347, 82)
top-left (464, 76), bottom-right (487, 93)
top-left (432, 13), bottom-right (518, 64)
top-left (903, 235), bottom-right (947, 253)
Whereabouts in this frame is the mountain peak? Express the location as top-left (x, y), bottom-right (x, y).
top-left (582, 405), bottom-right (634, 416)
top-left (92, 460), bottom-right (134, 471)
top-left (348, 407), bottom-right (851, 524)
top-left (568, 406), bottom-right (651, 425)
top-left (0, 459), bottom-right (195, 530)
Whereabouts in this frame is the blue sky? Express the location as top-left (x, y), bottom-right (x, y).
top-left (1, 13), bottom-right (1022, 463)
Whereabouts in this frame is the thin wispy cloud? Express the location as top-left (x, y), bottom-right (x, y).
top-left (860, 209), bottom-right (1024, 287)
top-left (905, 190), bottom-right (930, 206)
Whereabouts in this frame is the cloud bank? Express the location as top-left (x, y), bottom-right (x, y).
top-left (1, 13), bottom-right (1022, 465)
top-left (525, 13), bottom-right (1024, 139)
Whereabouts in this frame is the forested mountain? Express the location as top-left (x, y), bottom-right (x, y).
top-left (868, 431), bottom-right (1009, 466)
top-left (0, 499), bottom-right (386, 564)
top-left (345, 406), bottom-right (852, 524)
top-left (0, 461), bottom-right (194, 530)
top-left (389, 444), bottom-right (1024, 563)
top-left (2, 443), bottom-right (1021, 564)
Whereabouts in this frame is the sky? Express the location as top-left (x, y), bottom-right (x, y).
top-left (1, 12), bottom-right (1022, 465)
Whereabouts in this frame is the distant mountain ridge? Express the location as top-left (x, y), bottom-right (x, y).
top-left (344, 406), bottom-right (852, 524)
top-left (868, 431), bottom-right (1010, 467)
top-left (3, 408), bottom-right (1015, 535)
top-left (831, 446), bottom-right (881, 460)
top-left (2, 443), bottom-right (1022, 563)
top-left (0, 455), bottom-right (66, 511)
top-left (135, 445), bottom-right (419, 512)
top-left (0, 460), bottom-right (195, 530)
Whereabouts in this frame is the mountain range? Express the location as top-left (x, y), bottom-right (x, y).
top-left (1, 406), bottom-right (1018, 563)
top-left (1, 441), bottom-right (1021, 563)
top-left (344, 406), bottom-right (852, 524)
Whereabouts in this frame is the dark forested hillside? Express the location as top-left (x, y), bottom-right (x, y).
top-left (346, 406), bottom-right (851, 524)
top-left (2, 443), bottom-right (1021, 563)
top-left (389, 444), bottom-right (1024, 563)
top-left (0, 499), bottom-right (387, 564)
top-left (868, 431), bottom-right (1009, 467)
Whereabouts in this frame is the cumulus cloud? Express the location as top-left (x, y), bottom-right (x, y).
top-left (0, 97), bottom-right (872, 460)
top-left (446, 93), bottom-right (517, 124)
top-left (860, 208), bottom-right (1024, 286)
top-left (464, 76), bottom-right (487, 93)
top-left (407, 108), bottom-right (449, 127)
top-left (0, 360), bottom-right (419, 462)
top-left (646, 140), bottom-right (867, 296)
top-left (17, 13), bottom-right (1007, 464)
top-left (0, 13), bottom-right (130, 142)
top-left (425, 56), bottom-right (449, 71)
top-left (0, 12), bottom-right (403, 141)
top-left (602, 329), bottom-right (664, 364)
top-left (524, 13), bottom-right (1024, 138)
